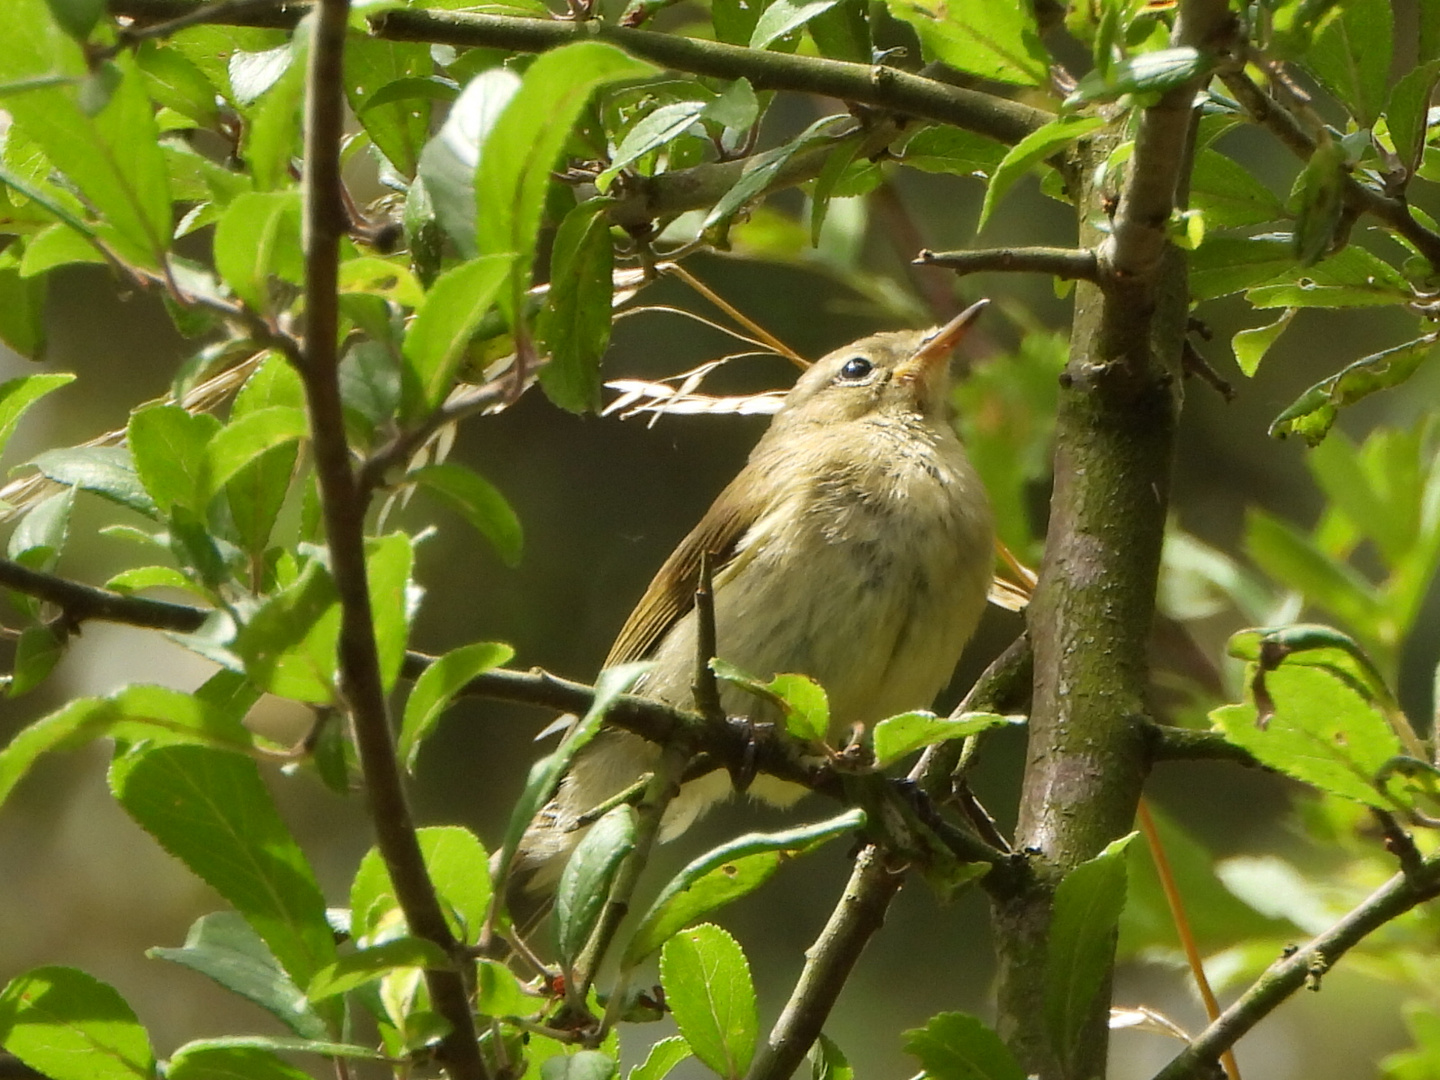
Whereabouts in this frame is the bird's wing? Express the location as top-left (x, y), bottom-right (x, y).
top-left (603, 472), bottom-right (758, 667)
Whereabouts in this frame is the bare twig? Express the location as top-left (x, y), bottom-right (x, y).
top-left (917, 246), bottom-right (1101, 283)
top-left (691, 550), bottom-right (724, 725)
top-left (1151, 850), bottom-right (1440, 1080)
top-left (0, 556), bottom-right (208, 633)
top-left (1137, 799), bottom-right (1239, 1080)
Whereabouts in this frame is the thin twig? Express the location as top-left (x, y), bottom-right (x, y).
top-left (1219, 68), bottom-right (1440, 270)
top-left (295, 2), bottom-right (486, 1077)
top-left (1151, 850), bottom-right (1440, 1080)
top-left (917, 246), bottom-right (1101, 283)
top-left (662, 262), bottom-right (807, 369)
top-left (743, 638), bottom-right (1034, 1080)
top-left (691, 550), bottom-right (724, 724)
top-left (0, 556), bottom-right (208, 633)
top-left (1137, 799), bottom-right (1240, 1080)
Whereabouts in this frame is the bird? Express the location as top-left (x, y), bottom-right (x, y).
top-left (517, 300), bottom-right (996, 884)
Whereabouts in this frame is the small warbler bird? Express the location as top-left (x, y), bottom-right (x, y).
top-left (519, 300), bottom-right (995, 882)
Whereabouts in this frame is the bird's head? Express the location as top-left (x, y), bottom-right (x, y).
top-left (776, 299), bottom-right (989, 428)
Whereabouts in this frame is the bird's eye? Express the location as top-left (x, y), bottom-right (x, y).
top-left (838, 356), bottom-right (873, 381)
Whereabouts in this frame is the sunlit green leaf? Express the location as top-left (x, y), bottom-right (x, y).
top-left (0, 967), bottom-right (153, 1080)
top-left (885, 0), bottom-right (1046, 85)
top-left (111, 744), bottom-right (338, 989)
top-left (902, 1012), bottom-right (1024, 1080)
top-left (660, 925), bottom-right (757, 1080)
top-left (399, 641), bottom-right (515, 771)
top-left (1044, 834), bottom-right (1136, 1070)
top-left (980, 117), bottom-right (1105, 230)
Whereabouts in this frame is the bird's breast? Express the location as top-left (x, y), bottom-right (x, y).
top-left (643, 420), bottom-right (994, 733)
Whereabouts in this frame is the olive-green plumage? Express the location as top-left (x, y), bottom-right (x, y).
top-left (519, 302), bottom-right (995, 882)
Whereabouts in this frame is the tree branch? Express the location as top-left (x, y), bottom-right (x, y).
top-left (0, 556), bottom-right (208, 633)
top-left (916, 246), bottom-right (1100, 282)
top-left (107, 2), bottom-right (1050, 145)
top-left (993, 1), bottom-right (1233, 1074)
top-left (1218, 68), bottom-right (1440, 271)
top-left (1145, 724), bottom-right (1264, 768)
top-left (743, 637), bottom-right (1034, 1080)
top-left (1151, 850), bottom-right (1440, 1080)
top-left (295, 3), bottom-right (485, 1077)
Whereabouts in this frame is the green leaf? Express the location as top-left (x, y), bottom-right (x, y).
top-left (8, 624), bottom-right (64, 696)
top-left (226, 355), bottom-right (305, 557)
top-left (474, 42), bottom-right (656, 316)
top-left (1245, 244), bottom-right (1412, 309)
top-left (244, 44), bottom-right (306, 193)
top-left (150, 912), bottom-right (329, 1040)
top-left (111, 744), bottom-right (338, 987)
top-left (885, 0), bottom-right (1046, 86)
top-left (0, 966), bottom-right (153, 1080)
top-left (1385, 60), bottom-right (1440, 174)
top-left (400, 641), bottom-right (515, 771)
top-left (1189, 149), bottom-right (1287, 229)
top-left (1231, 308), bottom-right (1297, 378)
top-left (1291, 139), bottom-right (1347, 266)
top-left (809, 1034), bottom-right (853, 1080)
top-left (705, 115), bottom-right (852, 228)
top-left (624, 809), bottom-right (865, 966)
top-left (980, 117), bottom-right (1106, 230)
top-left (0, 258), bottom-right (48, 358)
top-left (542, 1051), bottom-right (618, 1080)
top-left (768, 673), bottom-right (829, 742)
top-left (538, 198), bottom-right (615, 413)
top-left (8, 486), bottom-right (73, 574)
top-left (28, 445), bottom-right (156, 517)
top-left (20, 223), bottom-right (109, 277)
top-left (808, 0), bottom-right (870, 61)
top-left (1188, 235), bottom-right (1295, 301)
top-left (1211, 664), bottom-right (1404, 807)
top-left (166, 1037), bottom-right (382, 1062)
top-left (350, 826), bottom-right (492, 947)
top-left (554, 804), bottom-right (637, 970)
top-left (401, 253), bottom-right (513, 411)
top-left (0, 14), bottom-right (171, 265)
top-left (1245, 508), bottom-right (1384, 631)
top-left (871, 710), bottom-right (1017, 768)
top-left (750, 0), bottom-right (842, 49)
top-left (0, 683), bottom-right (256, 809)
top-left (366, 531), bottom-right (416, 694)
top-left (0, 373), bottom-right (73, 461)
top-left (493, 663), bottom-right (649, 888)
top-left (207, 406), bottom-right (308, 503)
top-left (1065, 46), bottom-right (1212, 108)
top-left (810, 138), bottom-right (861, 245)
top-left (167, 1045), bottom-right (313, 1080)
top-left (45, 0), bottom-right (105, 40)
top-left (306, 937), bottom-right (450, 1002)
top-left (409, 461), bottom-right (522, 566)
top-left (659, 925), bottom-right (757, 1080)
top-left (1043, 834), bottom-right (1136, 1070)
top-left (897, 127), bottom-right (1006, 178)
top-left (233, 559), bottom-right (341, 703)
top-left (417, 69), bottom-right (520, 257)
top-left (1304, 0), bottom-right (1391, 125)
top-left (598, 101), bottom-right (708, 190)
top-left (1269, 334), bottom-right (1439, 444)
top-left (345, 39), bottom-right (431, 178)
top-left (902, 1012), bottom-right (1025, 1080)
top-left (127, 404), bottom-right (221, 515)
top-left (213, 191), bottom-right (304, 314)
top-left (136, 41), bottom-right (220, 127)
top-left (475, 957), bottom-right (529, 1018)
top-left (629, 1036), bottom-right (692, 1080)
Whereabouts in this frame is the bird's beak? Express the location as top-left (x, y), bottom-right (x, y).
top-left (894, 298), bottom-right (989, 387)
